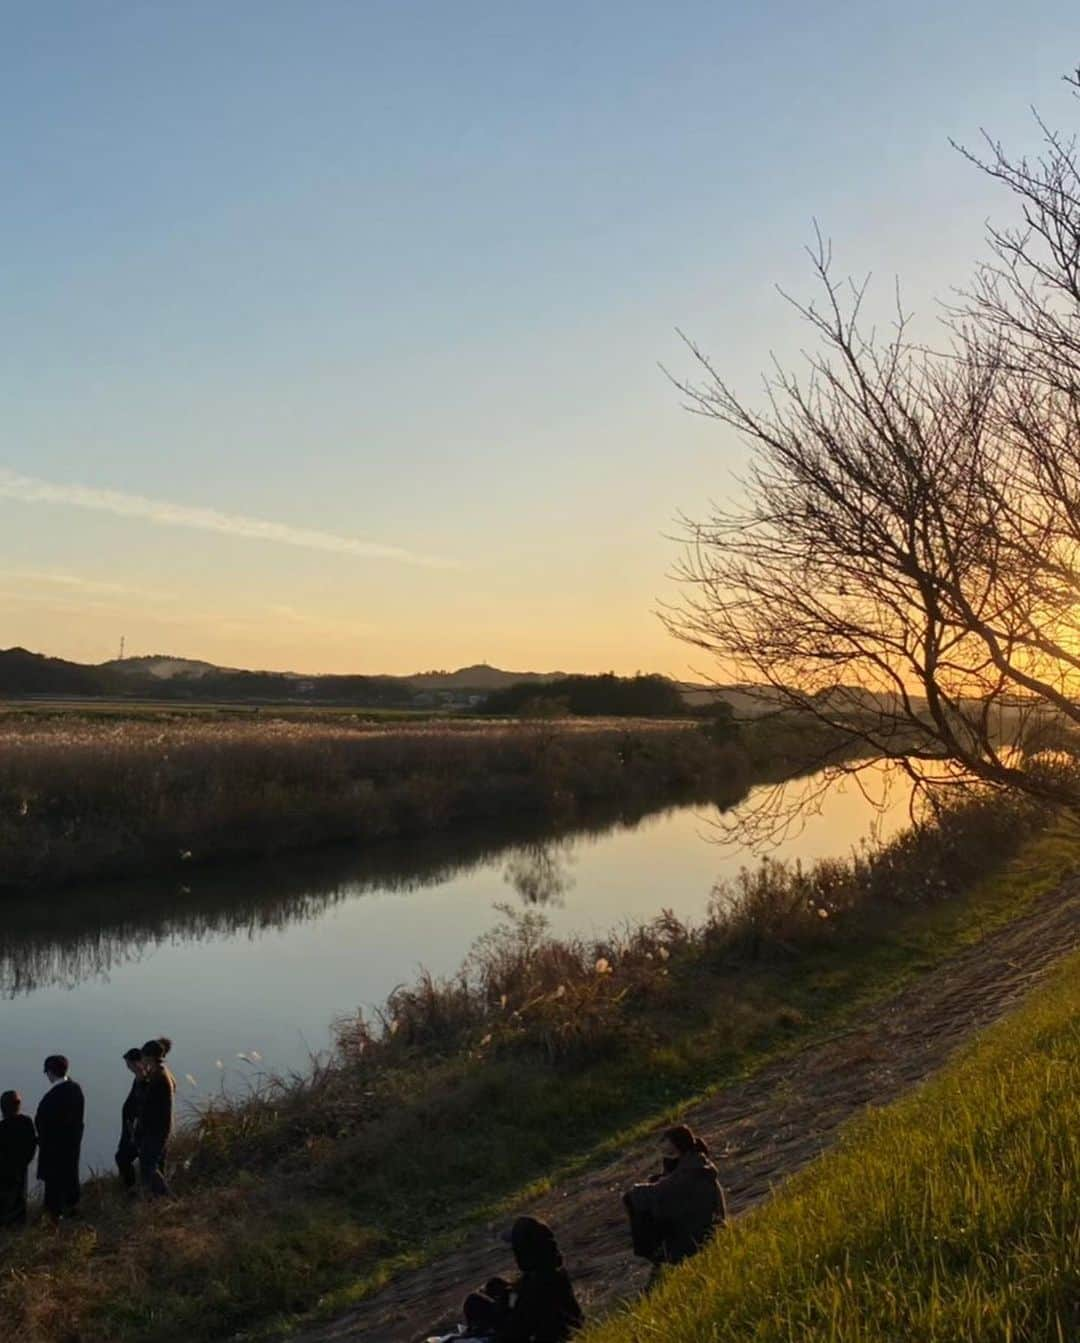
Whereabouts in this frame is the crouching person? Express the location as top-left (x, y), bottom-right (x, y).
top-left (429, 1218), bottom-right (582, 1343)
top-left (497, 1216), bottom-right (582, 1341)
top-left (623, 1124), bottom-right (725, 1269)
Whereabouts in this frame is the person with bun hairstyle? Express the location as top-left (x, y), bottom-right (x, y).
top-left (115, 1047), bottom-right (146, 1191)
top-left (138, 1038), bottom-right (176, 1198)
top-left (623, 1124), bottom-right (725, 1267)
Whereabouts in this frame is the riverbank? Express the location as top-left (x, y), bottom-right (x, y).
top-left (0, 715), bottom-right (751, 888)
top-left (0, 710), bottom-right (860, 890)
top-left (1, 785), bottom-right (1074, 1342)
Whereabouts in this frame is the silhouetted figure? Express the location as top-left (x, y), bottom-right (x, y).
top-left (115, 1047), bottom-right (146, 1191)
top-left (138, 1037), bottom-right (176, 1198)
top-left (495, 1216), bottom-right (583, 1342)
top-left (426, 1290), bottom-right (503, 1342)
top-left (623, 1124), bottom-right (725, 1267)
top-left (0, 1091), bottom-right (37, 1227)
top-left (34, 1055), bottom-right (85, 1222)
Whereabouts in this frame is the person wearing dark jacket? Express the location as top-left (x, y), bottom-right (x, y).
top-left (0, 1091), bottom-right (37, 1227)
top-left (495, 1216), bottom-right (583, 1342)
top-left (624, 1124), bottom-right (725, 1267)
top-left (115, 1047), bottom-right (146, 1190)
top-left (138, 1037), bottom-right (176, 1198)
top-left (34, 1055), bottom-right (85, 1222)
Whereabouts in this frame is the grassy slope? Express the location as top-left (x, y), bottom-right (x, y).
top-left (583, 948), bottom-right (1080, 1343)
top-left (3, 814), bottom-right (1077, 1342)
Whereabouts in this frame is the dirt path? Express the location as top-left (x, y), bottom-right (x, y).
top-left (292, 879), bottom-right (1080, 1343)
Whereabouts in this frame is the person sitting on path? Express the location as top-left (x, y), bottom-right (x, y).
top-left (138, 1037), bottom-right (176, 1198)
top-left (493, 1215), bottom-right (583, 1342)
top-left (116, 1047), bottom-right (146, 1191)
top-left (0, 1091), bottom-right (38, 1227)
top-left (623, 1123), bottom-right (726, 1268)
top-left (34, 1055), bottom-right (85, 1223)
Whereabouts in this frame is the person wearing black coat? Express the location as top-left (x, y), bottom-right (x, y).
top-left (34, 1055), bottom-right (85, 1221)
top-left (495, 1217), bottom-right (583, 1343)
top-left (0, 1090), bottom-right (37, 1227)
top-left (115, 1047), bottom-right (146, 1190)
top-left (138, 1038), bottom-right (176, 1198)
top-left (623, 1124), bottom-right (725, 1268)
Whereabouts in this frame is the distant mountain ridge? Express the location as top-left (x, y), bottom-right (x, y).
top-left (0, 648), bottom-right (577, 703)
top-left (100, 654), bottom-right (567, 692)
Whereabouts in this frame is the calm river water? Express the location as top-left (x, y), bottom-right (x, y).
top-left (1, 760), bottom-right (916, 1170)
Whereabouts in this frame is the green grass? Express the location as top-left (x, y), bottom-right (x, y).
top-left (582, 947), bottom-right (1080, 1343)
top-left (2, 803), bottom-right (1076, 1343)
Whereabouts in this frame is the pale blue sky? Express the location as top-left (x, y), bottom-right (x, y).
top-left (2, 2), bottom-right (1077, 673)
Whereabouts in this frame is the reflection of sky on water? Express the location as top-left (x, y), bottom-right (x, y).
top-left (0, 761), bottom-right (916, 1169)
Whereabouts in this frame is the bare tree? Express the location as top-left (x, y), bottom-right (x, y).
top-left (665, 80), bottom-right (1080, 813)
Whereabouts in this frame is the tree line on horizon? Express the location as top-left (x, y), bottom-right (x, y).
top-left (0, 647), bottom-right (725, 718)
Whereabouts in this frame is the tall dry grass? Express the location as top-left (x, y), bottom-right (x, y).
top-left (0, 716), bottom-right (746, 886)
top-left (186, 785), bottom-right (1049, 1179)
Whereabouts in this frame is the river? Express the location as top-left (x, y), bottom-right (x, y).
top-left (0, 759), bottom-right (916, 1171)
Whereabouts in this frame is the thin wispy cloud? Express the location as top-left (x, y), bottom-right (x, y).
top-left (0, 471), bottom-right (455, 569)
top-left (0, 571), bottom-right (373, 641)
top-left (1, 568), bottom-right (161, 599)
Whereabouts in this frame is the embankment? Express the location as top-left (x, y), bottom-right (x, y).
top-left (0, 784), bottom-right (1072, 1343)
top-left (582, 936), bottom-right (1080, 1343)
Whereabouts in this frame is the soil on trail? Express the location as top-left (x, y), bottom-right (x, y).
top-left (292, 879), bottom-right (1080, 1343)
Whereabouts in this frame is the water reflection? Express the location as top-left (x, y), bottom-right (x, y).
top-left (504, 841), bottom-right (576, 906)
top-left (0, 759), bottom-right (925, 1172)
top-left (0, 794), bottom-right (723, 998)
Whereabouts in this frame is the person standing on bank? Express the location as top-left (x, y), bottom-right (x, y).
top-left (34, 1055), bottom-right (85, 1223)
top-left (115, 1047), bottom-right (146, 1191)
top-left (138, 1038), bottom-right (176, 1198)
top-left (0, 1091), bottom-right (38, 1227)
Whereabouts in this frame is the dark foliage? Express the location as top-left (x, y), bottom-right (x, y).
top-left (481, 673), bottom-right (687, 718)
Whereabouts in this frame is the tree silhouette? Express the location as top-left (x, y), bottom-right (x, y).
top-left (666, 74), bottom-right (1080, 812)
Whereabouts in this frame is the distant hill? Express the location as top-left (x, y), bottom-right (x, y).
top-left (0, 647), bottom-right (571, 707)
top-left (404, 664), bottom-right (566, 692)
top-left (1, 646), bottom-right (925, 720)
top-left (0, 647), bottom-right (120, 696)
top-left (102, 655), bottom-right (230, 681)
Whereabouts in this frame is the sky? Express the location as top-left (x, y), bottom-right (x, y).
top-left (3, 2), bottom-right (1079, 677)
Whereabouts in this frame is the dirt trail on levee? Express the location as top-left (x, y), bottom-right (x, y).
top-left (292, 879), bottom-right (1080, 1343)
